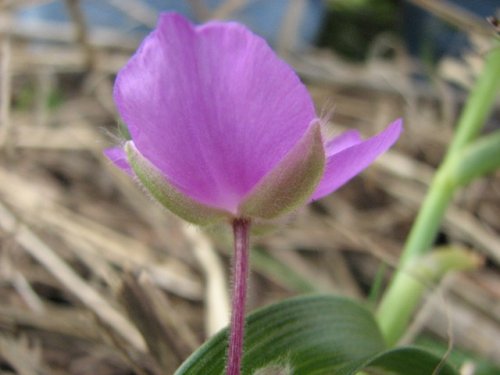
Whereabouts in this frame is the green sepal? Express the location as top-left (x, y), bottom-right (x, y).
top-left (238, 123), bottom-right (325, 219)
top-left (126, 142), bottom-right (230, 225)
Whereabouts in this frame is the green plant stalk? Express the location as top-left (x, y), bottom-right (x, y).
top-left (445, 44), bottom-right (500, 157)
top-left (448, 130), bottom-right (500, 187)
top-left (377, 43), bottom-right (500, 346)
top-left (378, 247), bottom-right (482, 345)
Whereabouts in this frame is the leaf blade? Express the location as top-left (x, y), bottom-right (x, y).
top-left (174, 295), bottom-right (458, 375)
top-left (175, 295), bottom-right (386, 375)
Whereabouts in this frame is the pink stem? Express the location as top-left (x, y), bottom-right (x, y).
top-left (226, 218), bottom-right (251, 375)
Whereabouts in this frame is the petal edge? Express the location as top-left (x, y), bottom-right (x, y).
top-left (311, 119), bottom-right (403, 201)
top-left (104, 146), bottom-right (133, 175)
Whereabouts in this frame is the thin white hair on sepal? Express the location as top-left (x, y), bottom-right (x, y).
top-left (101, 119), bottom-right (130, 148)
top-left (317, 99), bottom-right (336, 142)
top-left (318, 98), bottom-right (335, 127)
top-left (101, 127), bottom-right (123, 146)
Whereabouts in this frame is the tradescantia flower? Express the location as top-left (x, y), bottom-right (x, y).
top-left (105, 13), bottom-right (402, 226)
top-left (105, 13), bottom-right (403, 375)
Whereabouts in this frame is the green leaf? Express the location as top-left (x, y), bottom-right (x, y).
top-left (174, 295), bottom-right (457, 375)
top-left (416, 336), bottom-right (500, 375)
top-left (354, 347), bottom-right (457, 375)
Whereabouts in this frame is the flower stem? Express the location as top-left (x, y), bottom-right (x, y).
top-left (227, 218), bottom-right (251, 375)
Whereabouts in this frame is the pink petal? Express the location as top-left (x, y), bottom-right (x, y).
top-left (114, 13), bottom-right (316, 212)
top-left (325, 130), bottom-right (362, 155)
top-left (311, 119), bottom-right (403, 201)
top-left (104, 146), bottom-right (132, 175)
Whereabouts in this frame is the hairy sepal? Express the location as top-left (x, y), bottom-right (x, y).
top-left (126, 142), bottom-right (230, 225)
top-left (239, 123), bottom-right (325, 219)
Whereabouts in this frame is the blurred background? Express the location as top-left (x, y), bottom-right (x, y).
top-left (0, 0), bottom-right (499, 374)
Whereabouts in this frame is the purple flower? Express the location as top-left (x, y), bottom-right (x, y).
top-left (105, 13), bottom-right (402, 225)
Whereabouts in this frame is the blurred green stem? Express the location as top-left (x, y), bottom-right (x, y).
top-left (445, 45), bottom-right (500, 157)
top-left (448, 130), bottom-right (500, 187)
top-left (377, 43), bottom-right (500, 346)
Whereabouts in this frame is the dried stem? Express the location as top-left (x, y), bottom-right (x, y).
top-left (64, 0), bottom-right (96, 70)
top-left (0, 35), bottom-right (11, 150)
top-left (226, 218), bottom-right (251, 375)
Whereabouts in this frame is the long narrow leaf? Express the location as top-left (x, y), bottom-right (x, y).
top-left (175, 295), bottom-right (383, 374)
top-left (174, 295), bottom-right (457, 375)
